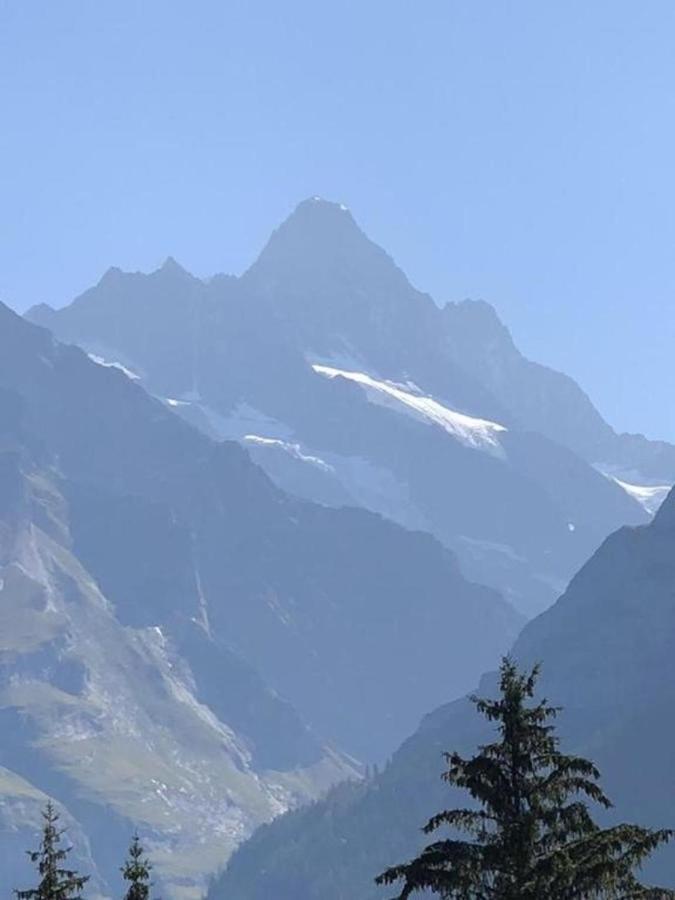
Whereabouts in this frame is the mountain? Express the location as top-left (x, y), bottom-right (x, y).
top-left (207, 481), bottom-right (675, 900)
top-left (0, 303), bottom-right (519, 896)
top-left (0, 385), bottom-right (353, 900)
top-left (440, 298), bottom-right (675, 483)
top-left (26, 198), bottom-right (664, 616)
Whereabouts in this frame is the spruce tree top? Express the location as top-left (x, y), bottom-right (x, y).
top-left (15, 801), bottom-right (89, 900)
top-left (377, 657), bottom-right (675, 899)
top-left (121, 834), bottom-right (152, 900)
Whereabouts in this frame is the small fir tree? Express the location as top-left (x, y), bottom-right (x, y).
top-left (121, 835), bottom-right (152, 900)
top-left (377, 657), bottom-right (675, 899)
top-left (16, 801), bottom-right (89, 900)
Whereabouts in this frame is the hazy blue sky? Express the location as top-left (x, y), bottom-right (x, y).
top-left (1, 1), bottom-right (674, 440)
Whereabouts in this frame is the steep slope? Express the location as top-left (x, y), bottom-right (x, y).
top-left (208, 483), bottom-right (675, 900)
top-left (0, 302), bottom-right (519, 761)
top-left (26, 198), bottom-right (653, 615)
top-left (440, 298), bottom-right (675, 482)
top-left (0, 399), bottom-right (353, 900)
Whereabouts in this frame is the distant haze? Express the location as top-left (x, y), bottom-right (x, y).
top-left (2, 1), bottom-right (674, 440)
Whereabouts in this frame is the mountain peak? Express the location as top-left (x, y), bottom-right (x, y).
top-left (24, 302), bottom-right (57, 328)
top-left (98, 265), bottom-right (125, 286)
top-left (159, 255), bottom-right (188, 275)
top-left (295, 195), bottom-right (352, 216)
top-left (275, 196), bottom-right (359, 240)
top-left (244, 196), bottom-right (398, 287)
top-left (153, 256), bottom-right (197, 285)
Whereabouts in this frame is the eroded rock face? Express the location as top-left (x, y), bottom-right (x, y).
top-left (0, 455), bottom-right (355, 900)
top-left (0, 302), bottom-right (518, 896)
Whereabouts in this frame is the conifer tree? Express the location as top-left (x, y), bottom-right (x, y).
top-left (377, 657), bottom-right (675, 899)
top-left (16, 801), bottom-right (89, 900)
top-left (121, 835), bottom-right (152, 900)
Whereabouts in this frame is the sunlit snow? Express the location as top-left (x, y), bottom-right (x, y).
top-left (244, 435), bottom-right (335, 473)
top-left (312, 364), bottom-right (506, 456)
top-left (612, 478), bottom-right (671, 515)
top-left (88, 353), bottom-right (141, 381)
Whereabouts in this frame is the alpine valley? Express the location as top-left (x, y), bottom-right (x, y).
top-left (3, 198), bottom-right (672, 899)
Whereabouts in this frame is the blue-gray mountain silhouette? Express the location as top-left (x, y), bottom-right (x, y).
top-left (27, 198), bottom-right (663, 616)
top-left (208, 481), bottom-right (675, 899)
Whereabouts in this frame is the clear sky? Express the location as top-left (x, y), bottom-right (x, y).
top-left (1, 1), bottom-right (674, 440)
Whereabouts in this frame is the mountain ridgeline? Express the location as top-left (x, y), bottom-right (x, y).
top-left (0, 299), bottom-right (518, 898)
top-left (5, 197), bottom-right (674, 898)
top-left (209, 481), bottom-right (675, 899)
top-left (29, 198), bottom-right (671, 616)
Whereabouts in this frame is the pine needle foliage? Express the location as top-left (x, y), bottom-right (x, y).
top-left (15, 802), bottom-right (89, 900)
top-left (377, 658), bottom-right (675, 899)
top-left (121, 835), bottom-right (152, 900)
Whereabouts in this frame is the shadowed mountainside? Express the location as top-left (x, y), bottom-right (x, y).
top-left (207, 482), bottom-right (675, 900)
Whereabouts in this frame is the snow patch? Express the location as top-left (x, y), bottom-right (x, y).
top-left (596, 465), bottom-right (671, 515)
top-left (88, 353), bottom-right (141, 381)
top-left (612, 478), bottom-right (671, 515)
top-left (312, 364), bottom-right (506, 456)
top-left (244, 435), bottom-right (334, 473)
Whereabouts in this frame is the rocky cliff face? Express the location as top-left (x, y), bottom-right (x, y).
top-left (0, 401), bottom-right (353, 900)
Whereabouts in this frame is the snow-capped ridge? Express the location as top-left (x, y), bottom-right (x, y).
top-left (312, 364), bottom-right (507, 457)
top-left (243, 435), bottom-right (335, 473)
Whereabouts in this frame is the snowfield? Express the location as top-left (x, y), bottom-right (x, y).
top-left (612, 477), bottom-right (671, 515)
top-left (312, 364), bottom-right (507, 456)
